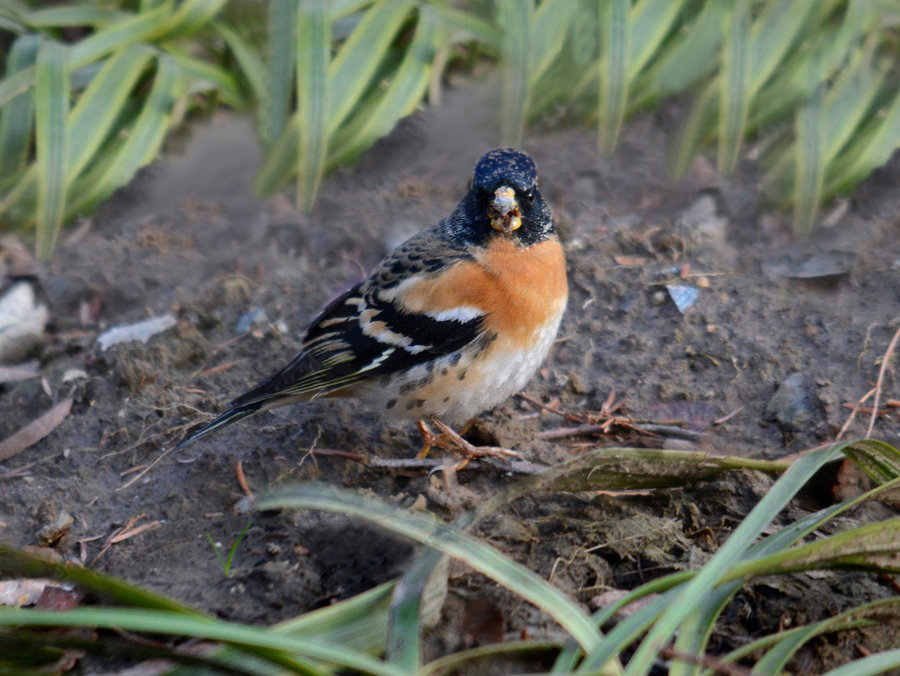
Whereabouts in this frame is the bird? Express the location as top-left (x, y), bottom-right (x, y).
top-left (173, 148), bottom-right (568, 461)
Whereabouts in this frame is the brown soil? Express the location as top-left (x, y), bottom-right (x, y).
top-left (2, 95), bottom-right (899, 673)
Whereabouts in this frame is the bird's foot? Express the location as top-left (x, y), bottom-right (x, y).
top-left (416, 416), bottom-right (522, 470)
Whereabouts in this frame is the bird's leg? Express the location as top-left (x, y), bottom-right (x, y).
top-left (416, 418), bottom-right (440, 459)
top-left (417, 415), bottom-right (523, 470)
top-left (415, 418), bottom-right (475, 459)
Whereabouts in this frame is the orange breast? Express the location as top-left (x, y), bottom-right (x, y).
top-left (398, 236), bottom-right (568, 347)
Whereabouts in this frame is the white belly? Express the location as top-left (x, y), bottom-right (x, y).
top-left (355, 309), bottom-right (564, 426)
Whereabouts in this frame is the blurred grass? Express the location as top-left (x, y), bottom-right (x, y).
top-left (1, 0), bottom-right (899, 257)
top-left (1, 439), bottom-right (900, 674)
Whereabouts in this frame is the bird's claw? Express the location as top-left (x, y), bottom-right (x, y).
top-left (416, 416), bottom-right (523, 470)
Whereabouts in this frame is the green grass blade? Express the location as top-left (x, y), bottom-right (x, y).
top-left (669, 81), bottom-right (718, 177)
top-left (66, 44), bottom-right (153, 181)
top-left (793, 84), bottom-right (826, 237)
top-left (0, 0), bottom-right (26, 33)
top-left (747, 0), bottom-right (819, 95)
top-left (821, 649), bottom-right (900, 676)
top-left (423, 0), bottom-right (494, 44)
top-left (21, 6), bottom-right (128, 28)
top-left (275, 581), bottom-right (394, 654)
top-left (0, 544), bottom-right (204, 614)
top-left (296, 0), bottom-right (330, 211)
top-left (330, 7), bottom-right (440, 165)
top-left (257, 484), bottom-right (607, 656)
top-left (255, 116), bottom-right (299, 196)
top-left (629, 0), bottom-right (722, 111)
top-left (215, 20), bottom-right (266, 104)
top-left (0, 65), bottom-right (33, 110)
top-left (157, 0), bottom-right (228, 41)
top-left (0, 34), bottom-right (38, 180)
top-left (530, 0), bottom-right (578, 85)
top-left (328, 0), bottom-right (414, 135)
top-left (623, 442), bottom-right (845, 675)
top-left (628, 0), bottom-right (683, 78)
top-left (727, 515), bottom-right (900, 579)
top-left (162, 45), bottom-right (244, 106)
top-left (67, 54), bottom-right (185, 216)
top-left (751, 3), bottom-right (874, 131)
top-left (575, 591), bottom-right (677, 673)
top-left (717, 0), bottom-right (751, 174)
top-left (68, 1), bottom-right (172, 69)
top-left (598, 0), bottom-right (628, 154)
top-left (0, 607), bottom-right (399, 676)
top-left (841, 438), bottom-right (900, 484)
top-left (825, 86), bottom-right (900, 198)
top-left (748, 598), bottom-right (900, 674)
top-left (497, 0), bottom-right (532, 146)
top-left (821, 46), bottom-right (887, 163)
top-left (261, 0), bottom-right (296, 147)
top-left (386, 547), bottom-right (445, 669)
top-left (34, 39), bottom-right (68, 261)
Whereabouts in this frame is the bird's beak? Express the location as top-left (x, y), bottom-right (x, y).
top-left (489, 186), bottom-right (522, 233)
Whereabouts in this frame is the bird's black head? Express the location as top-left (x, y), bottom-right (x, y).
top-left (465, 148), bottom-right (553, 246)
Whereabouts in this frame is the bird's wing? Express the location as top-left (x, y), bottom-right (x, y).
top-left (229, 232), bottom-right (485, 409)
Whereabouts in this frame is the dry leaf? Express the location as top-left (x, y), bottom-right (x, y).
top-left (0, 397), bottom-right (72, 461)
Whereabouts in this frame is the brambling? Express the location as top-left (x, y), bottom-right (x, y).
top-left (175, 148), bottom-right (567, 460)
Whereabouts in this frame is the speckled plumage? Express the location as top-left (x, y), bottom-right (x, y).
top-left (175, 148), bottom-right (567, 449)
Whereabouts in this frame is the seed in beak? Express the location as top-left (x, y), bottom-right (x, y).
top-left (490, 186), bottom-right (522, 233)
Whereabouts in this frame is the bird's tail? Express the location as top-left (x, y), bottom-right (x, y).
top-left (172, 401), bottom-right (265, 453)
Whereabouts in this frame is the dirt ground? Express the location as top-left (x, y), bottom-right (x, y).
top-left (2, 92), bottom-right (899, 673)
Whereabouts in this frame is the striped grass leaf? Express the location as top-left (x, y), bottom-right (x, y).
top-left (0, 606), bottom-right (398, 676)
top-left (497, 0), bottom-right (533, 146)
top-left (260, 0), bottom-right (296, 147)
top-left (254, 116), bottom-right (299, 196)
top-left (67, 1), bottom-right (172, 71)
top-left (825, 83), bottom-right (900, 199)
top-left (0, 34), bottom-right (38, 182)
top-left (34, 39), bottom-right (68, 261)
top-left (423, 0), bottom-right (495, 44)
top-left (793, 85), bottom-right (826, 237)
top-left (717, 0), bottom-right (751, 174)
top-left (746, 0), bottom-right (821, 97)
top-left (156, 0), bottom-right (229, 41)
top-left (530, 0), bottom-right (579, 86)
top-left (275, 581), bottom-right (394, 652)
top-left (726, 516), bottom-right (900, 579)
top-left (598, 0), bottom-right (628, 154)
top-left (750, 2), bottom-right (875, 132)
top-left (327, 0), bottom-right (414, 137)
top-left (724, 598), bottom-right (900, 674)
top-left (629, 0), bottom-right (723, 111)
top-left (66, 44), bottom-right (155, 181)
top-left (565, 459), bottom-right (900, 673)
top-left (0, 4), bottom-right (25, 34)
top-left (330, 7), bottom-right (441, 166)
top-left (627, 0), bottom-right (684, 79)
top-left (215, 20), bottom-right (266, 105)
top-left (19, 5), bottom-right (127, 29)
top-left (66, 54), bottom-right (187, 217)
top-left (421, 642), bottom-right (562, 675)
top-left (386, 547), bottom-right (446, 670)
top-left (622, 441), bottom-right (846, 674)
top-left (760, 36), bottom-right (888, 212)
top-left (296, 0), bottom-right (330, 213)
top-left (256, 484), bottom-right (609, 659)
top-left (163, 47), bottom-right (245, 106)
top-left (823, 649), bottom-right (900, 676)
top-left (0, 7), bottom-right (170, 109)
top-left (668, 81), bottom-right (718, 177)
